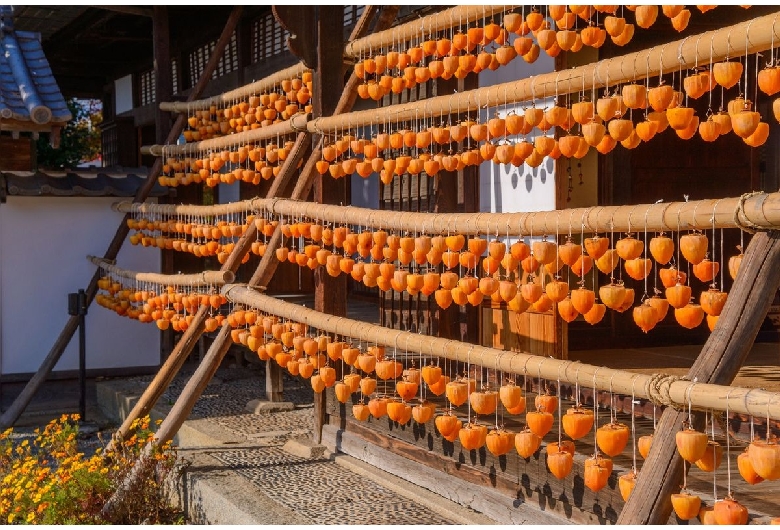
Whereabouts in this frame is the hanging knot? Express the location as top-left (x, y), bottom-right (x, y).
top-left (644, 372), bottom-right (688, 409)
top-left (733, 191), bottom-right (766, 234)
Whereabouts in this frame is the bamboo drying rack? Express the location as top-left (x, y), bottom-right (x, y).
top-left (223, 284), bottom-right (780, 421)
top-left (89, 255), bottom-right (235, 287)
top-left (142, 9), bottom-right (780, 157)
top-left (115, 191), bottom-right (780, 235)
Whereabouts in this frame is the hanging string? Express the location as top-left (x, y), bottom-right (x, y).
top-left (711, 409), bottom-right (718, 502)
top-left (631, 375), bottom-right (639, 475)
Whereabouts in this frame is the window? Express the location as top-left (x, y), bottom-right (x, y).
top-left (187, 31), bottom-right (239, 87)
top-left (251, 12), bottom-right (289, 63)
top-left (102, 123), bottom-right (118, 167)
top-left (344, 5), bottom-right (364, 31)
top-left (139, 69), bottom-right (155, 107)
top-left (171, 59), bottom-right (179, 95)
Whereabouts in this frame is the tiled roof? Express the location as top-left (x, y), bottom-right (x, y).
top-left (0, 5), bottom-right (71, 126)
top-left (0, 168), bottom-right (173, 199)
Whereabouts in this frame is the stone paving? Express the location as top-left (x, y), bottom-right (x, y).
top-left (212, 446), bottom-right (454, 525)
top-left (120, 361), bottom-right (469, 524)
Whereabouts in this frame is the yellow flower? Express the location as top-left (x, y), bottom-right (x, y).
top-left (7, 513), bottom-right (15, 523)
top-left (26, 512), bottom-right (35, 523)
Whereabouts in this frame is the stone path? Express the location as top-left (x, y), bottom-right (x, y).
top-left (105, 362), bottom-right (492, 525)
top-left (212, 445), bottom-right (454, 525)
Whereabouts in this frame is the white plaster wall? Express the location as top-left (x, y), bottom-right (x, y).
top-left (0, 197), bottom-right (160, 375)
top-left (478, 55), bottom-right (557, 215)
top-left (114, 75), bottom-right (133, 115)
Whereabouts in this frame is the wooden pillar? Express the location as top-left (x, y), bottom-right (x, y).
top-left (312, 6), bottom-right (346, 444)
top-left (617, 230), bottom-right (780, 524)
top-left (153, 6), bottom-right (173, 145)
top-left (153, 5), bottom-right (176, 361)
top-left (265, 359), bottom-right (284, 402)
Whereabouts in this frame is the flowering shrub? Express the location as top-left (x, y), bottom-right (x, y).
top-left (0, 414), bottom-right (183, 524)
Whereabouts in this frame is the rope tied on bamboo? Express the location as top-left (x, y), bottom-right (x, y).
top-left (733, 191), bottom-right (767, 234)
top-left (644, 372), bottom-right (688, 409)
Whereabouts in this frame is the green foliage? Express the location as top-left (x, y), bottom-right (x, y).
top-left (36, 99), bottom-right (102, 169)
top-left (0, 414), bottom-right (183, 525)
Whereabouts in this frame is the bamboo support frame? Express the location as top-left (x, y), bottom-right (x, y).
top-left (115, 191), bottom-right (780, 234)
top-left (345, 5), bottom-right (518, 58)
top-left (88, 256), bottom-right (234, 287)
top-left (159, 63), bottom-right (309, 113)
top-left (140, 113), bottom-right (309, 156)
top-left (223, 284), bottom-right (780, 421)
top-left (102, 6), bottom-right (395, 512)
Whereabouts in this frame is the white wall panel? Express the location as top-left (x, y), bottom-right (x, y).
top-left (478, 55), bottom-right (557, 216)
top-left (0, 197), bottom-right (159, 375)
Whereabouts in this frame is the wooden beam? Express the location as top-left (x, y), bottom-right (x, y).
top-left (90, 5), bottom-right (154, 17)
top-left (153, 6), bottom-right (173, 145)
top-left (273, 6), bottom-right (317, 69)
top-left (0, 6), bottom-right (244, 431)
top-left (617, 230), bottom-right (780, 524)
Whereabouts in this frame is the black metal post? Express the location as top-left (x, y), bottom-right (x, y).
top-left (77, 289), bottom-right (87, 420)
top-left (69, 290), bottom-right (87, 420)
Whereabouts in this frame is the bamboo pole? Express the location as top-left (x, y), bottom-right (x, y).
top-left (317, 10), bottom-right (780, 134)
top-left (116, 191), bottom-right (780, 234)
top-left (222, 284), bottom-right (780, 421)
top-left (140, 113), bottom-right (309, 156)
top-left (87, 256), bottom-right (234, 287)
top-left (159, 63), bottom-right (309, 113)
top-left (345, 5), bottom-right (518, 58)
top-left (0, 6), bottom-right (245, 431)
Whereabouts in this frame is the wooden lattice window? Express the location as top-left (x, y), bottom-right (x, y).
top-left (102, 123), bottom-right (118, 167)
top-left (251, 12), bottom-right (289, 63)
top-left (187, 31), bottom-right (238, 87)
top-left (171, 58), bottom-right (178, 94)
top-left (139, 69), bottom-right (155, 107)
top-left (344, 5), bottom-right (364, 30)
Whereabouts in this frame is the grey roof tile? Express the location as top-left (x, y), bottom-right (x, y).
top-left (1, 168), bottom-right (173, 198)
top-left (0, 9), bottom-right (71, 126)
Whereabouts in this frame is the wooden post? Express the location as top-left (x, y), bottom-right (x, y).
top-left (311, 6), bottom-right (345, 445)
top-left (153, 6), bottom-right (176, 362)
top-left (102, 323), bottom-right (235, 517)
top-left (0, 6), bottom-right (244, 431)
top-left (617, 230), bottom-right (780, 524)
top-left (266, 360), bottom-right (284, 402)
top-left (152, 6), bottom-right (173, 145)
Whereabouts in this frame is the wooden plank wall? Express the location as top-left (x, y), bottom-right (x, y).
top-left (326, 389), bottom-right (630, 525)
top-left (483, 301), bottom-right (567, 359)
top-left (0, 137), bottom-right (33, 171)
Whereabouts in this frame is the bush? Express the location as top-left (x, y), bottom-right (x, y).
top-left (0, 414), bottom-right (183, 524)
